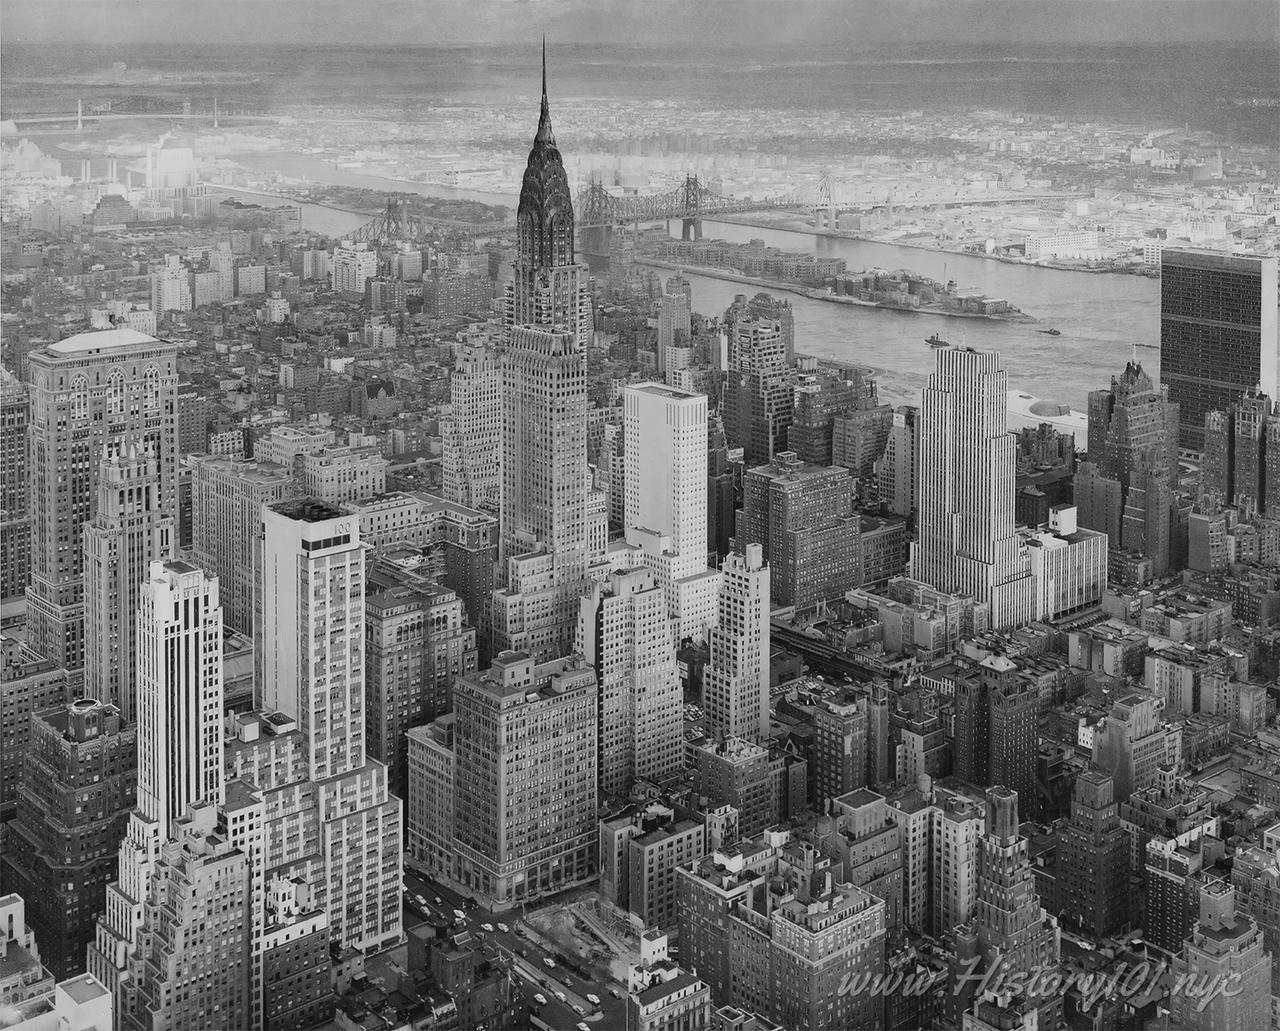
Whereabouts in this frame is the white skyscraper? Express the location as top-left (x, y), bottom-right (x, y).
top-left (623, 383), bottom-right (720, 643)
top-left (331, 241), bottom-right (378, 297)
top-left (702, 544), bottom-right (770, 744)
top-left (577, 566), bottom-right (683, 794)
top-left (83, 445), bottom-right (175, 723)
top-left (88, 559), bottom-right (225, 1029)
top-left (257, 499), bottom-right (401, 952)
top-left (441, 340), bottom-right (502, 512)
top-left (135, 560), bottom-right (225, 836)
top-left (910, 347), bottom-right (1032, 629)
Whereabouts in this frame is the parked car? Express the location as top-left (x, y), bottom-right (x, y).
top-left (543, 957), bottom-right (556, 968)
top-left (586, 993), bottom-right (601, 1005)
top-left (533, 993), bottom-right (547, 1006)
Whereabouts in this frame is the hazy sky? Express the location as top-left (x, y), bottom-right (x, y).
top-left (2, 0), bottom-right (1278, 48)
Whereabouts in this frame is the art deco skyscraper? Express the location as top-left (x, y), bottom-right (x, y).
top-left (493, 48), bottom-right (593, 661)
top-left (506, 45), bottom-right (590, 346)
top-left (134, 561), bottom-right (224, 837)
top-left (910, 347), bottom-right (1032, 629)
top-left (83, 445), bottom-right (175, 722)
top-left (702, 544), bottom-right (770, 744)
top-left (1075, 361), bottom-right (1179, 576)
top-left (89, 560), bottom-right (225, 1029)
top-left (26, 328), bottom-right (178, 673)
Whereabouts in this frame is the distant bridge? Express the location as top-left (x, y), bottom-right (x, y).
top-left (348, 197), bottom-right (503, 244)
top-left (575, 174), bottom-right (812, 253)
top-left (2, 97), bottom-right (272, 133)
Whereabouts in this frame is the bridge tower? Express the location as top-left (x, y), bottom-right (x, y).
top-left (679, 173), bottom-right (703, 241)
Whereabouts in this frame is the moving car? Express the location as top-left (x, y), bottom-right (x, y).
top-left (497, 922), bottom-right (510, 933)
top-left (453, 909), bottom-right (466, 921)
top-left (481, 923), bottom-right (495, 933)
top-left (554, 991), bottom-right (568, 1003)
top-left (533, 993), bottom-right (547, 1006)
top-left (586, 993), bottom-right (601, 1005)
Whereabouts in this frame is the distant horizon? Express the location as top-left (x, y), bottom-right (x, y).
top-left (2, 0), bottom-right (1277, 49)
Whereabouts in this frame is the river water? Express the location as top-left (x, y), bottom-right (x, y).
top-left (669, 219), bottom-right (1160, 417)
top-left (239, 174), bottom-right (1158, 426)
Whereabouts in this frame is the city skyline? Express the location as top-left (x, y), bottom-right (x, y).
top-left (1, 17), bottom-right (1278, 1031)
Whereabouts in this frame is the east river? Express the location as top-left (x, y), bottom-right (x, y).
top-left (225, 173), bottom-right (1160, 438)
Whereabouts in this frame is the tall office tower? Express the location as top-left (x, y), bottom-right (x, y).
top-left (0, 700), bottom-right (136, 980)
top-left (911, 347), bottom-right (1032, 629)
top-left (88, 560), bottom-right (227, 1027)
top-left (1159, 249), bottom-right (1279, 452)
top-left (149, 255), bottom-right (191, 313)
top-left (1075, 361), bottom-right (1180, 576)
top-left (365, 581), bottom-right (476, 801)
top-left (1200, 388), bottom-right (1280, 515)
top-left (623, 383), bottom-right (720, 642)
top-left (735, 452), bottom-right (860, 612)
top-left (331, 241), bottom-right (378, 297)
top-left (971, 787), bottom-right (1060, 1025)
top-left (577, 566), bottom-right (683, 796)
top-left (876, 404), bottom-right (917, 517)
top-left (257, 501), bottom-right (401, 951)
top-left (441, 341), bottom-right (502, 512)
top-left (1168, 882), bottom-right (1272, 1031)
top-left (493, 56), bottom-right (593, 662)
top-left (0, 369), bottom-right (30, 609)
top-left (953, 656), bottom-right (1037, 814)
top-left (452, 651), bottom-right (598, 907)
top-left (130, 803), bottom-right (251, 1031)
top-left (493, 324), bottom-right (589, 661)
top-left (135, 561), bottom-right (224, 837)
top-left (83, 446), bottom-right (175, 722)
top-left (26, 328), bottom-right (178, 674)
top-left (1055, 769), bottom-right (1129, 938)
top-left (1091, 692), bottom-right (1170, 802)
top-left (702, 544), bottom-right (770, 744)
top-left (190, 455), bottom-right (298, 637)
top-left (707, 422), bottom-right (738, 564)
top-left (722, 317), bottom-right (795, 466)
top-left (655, 280), bottom-right (691, 378)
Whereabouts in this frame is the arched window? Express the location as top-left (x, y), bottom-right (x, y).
top-left (107, 371), bottom-right (125, 416)
top-left (143, 365), bottom-right (161, 411)
top-left (70, 376), bottom-right (88, 420)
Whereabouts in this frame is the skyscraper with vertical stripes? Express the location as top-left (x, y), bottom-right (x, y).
top-left (492, 45), bottom-right (594, 661)
top-left (910, 347), bottom-right (1032, 629)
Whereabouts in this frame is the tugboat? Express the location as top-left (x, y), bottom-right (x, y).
top-left (1037, 327), bottom-right (1062, 336)
top-left (925, 333), bottom-right (950, 348)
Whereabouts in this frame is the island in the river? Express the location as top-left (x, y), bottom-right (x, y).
top-left (637, 233), bottom-right (1035, 323)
